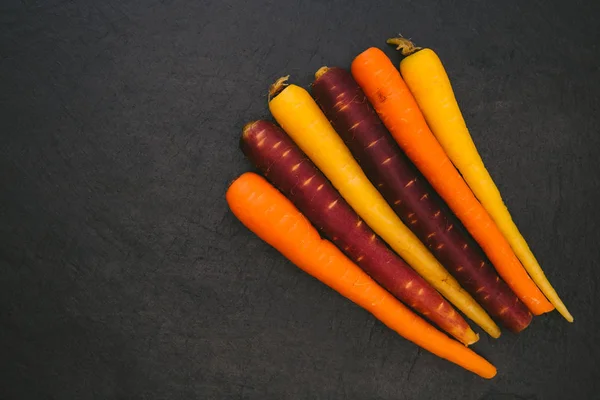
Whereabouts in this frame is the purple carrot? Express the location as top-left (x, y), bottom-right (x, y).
top-left (312, 67), bottom-right (532, 333)
top-left (241, 120), bottom-right (478, 345)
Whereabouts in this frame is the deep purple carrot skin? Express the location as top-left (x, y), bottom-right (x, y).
top-left (241, 120), bottom-right (474, 343)
top-left (312, 67), bottom-right (532, 333)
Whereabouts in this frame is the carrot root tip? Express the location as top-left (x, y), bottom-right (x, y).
top-left (466, 332), bottom-right (480, 346)
top-left (565, 313), bottom-right (574, 323)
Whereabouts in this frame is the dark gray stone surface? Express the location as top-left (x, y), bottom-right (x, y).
top-left (1, 0), bottom-right (599, 398)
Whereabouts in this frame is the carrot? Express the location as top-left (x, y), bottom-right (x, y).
top-left (312, 67), bottom-right (532, 333)
top-left (226, 172), bottom-right (497, 378)
top-left (241, 120), bottom-right (478, 343)
top-left (268, 78), bottom-right (498, 336)
top-left (351, 48), bottom-right (554, 315)
top-left (387, 37), bottom-right (572, 323)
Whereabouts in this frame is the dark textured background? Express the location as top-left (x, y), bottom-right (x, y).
top-left (2, 0), bottom-right (600, 399)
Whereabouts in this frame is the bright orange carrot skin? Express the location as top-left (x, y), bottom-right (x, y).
top-left (396, 44), bottom-right (572, 323)
top-left (226, 172), bottom-right (497, 379)
top-left (312, 67), bottom-right (532, 333)
top-left (241, 120), bottom-right (475, 343)
top-left (351, 48), bottom-right (553, 315)
top-left (268, 83), bottom-right (498, 336)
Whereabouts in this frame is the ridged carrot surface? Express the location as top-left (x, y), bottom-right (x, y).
top-left (388, 37), bottom-right (572, 322)
top-left (351, 48), bottom-right (553, 315)
top-left (312, 67), bottom-right (532, 333)
top-left (226, 172), bottom-right (497, 378)
top-left (241, 120), bottom-right (477, 343)
top-left (268, 79), bottom-right (498, 333)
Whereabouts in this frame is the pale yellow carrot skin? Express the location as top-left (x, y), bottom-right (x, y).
top-left (269, 81), bottom-right (499, 338)
top-left (399, 48), bottom-right (572, 322)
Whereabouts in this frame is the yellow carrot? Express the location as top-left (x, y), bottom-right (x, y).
top-left (227, 172), bottom-right (497, 378)
top-left (389, 37), bottom-right (572, 322)
top-left (268, 77), bottom-right (499, 338)
top-left (352, 48), bottom-right (551, 315)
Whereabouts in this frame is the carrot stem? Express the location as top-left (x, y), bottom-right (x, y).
top-left (268, 75), bottom-right (289, 101)
top-left (386, 36), bottom-right (421, 55)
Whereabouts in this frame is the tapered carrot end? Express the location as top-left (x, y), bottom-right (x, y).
top-left (464, 331), bottom-right (480, 346)
top-left (559, 308), bottom-right (574, 323)
top-left (314, 66), bottom-right (329, 80)
top-left (482, 365), bottom-right (498, 379)
top-left (489, 327), bottom-right (501, 339)
top-left (386, 36), bottom-right (421, 56)
top-left (268, 75), bottom-right (290, 101)
top-left (547, 293), bottom-right (573, 322)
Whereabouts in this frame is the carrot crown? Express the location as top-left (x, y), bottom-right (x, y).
top-left (314, 66), bottom-right (330, 80)
top-left (268, 75), bottom-right (290, 101)
top-left (386, 36), bottom-right (422, 56)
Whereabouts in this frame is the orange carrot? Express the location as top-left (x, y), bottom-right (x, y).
top-left (241, 121), bottom-right (478, 344)
top-left (388, 37), bottom-right (571, 323)
top-left (227, 172), bottom-right (497, 379)
top-left (351, 48), bottom-right (553, 315)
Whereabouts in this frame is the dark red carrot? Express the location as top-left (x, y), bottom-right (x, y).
top-left (352, 49), bottom-right (552, 316)
top-left (241, 120), bottom-right (478, 344)
top-left (227, 173), bottom-right (496, 378)
top-left (311, 67), bottom-right (532, 333)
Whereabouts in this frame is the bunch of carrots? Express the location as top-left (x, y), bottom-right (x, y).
top-left (226, 36), bottom-right (572, 379)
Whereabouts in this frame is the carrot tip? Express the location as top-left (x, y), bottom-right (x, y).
top-left (386, 36), bottom-right (421, 56)
top-left (268, 75), bottom-right (290, 101)
top-left (484, 367), bottom-right (498, 379)
top-left (552, 301), bottom-right (574, 322)
top-left (465, 332), bottom-right (480, 346)
top-left (315, 66), bottom-right (329, 80)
